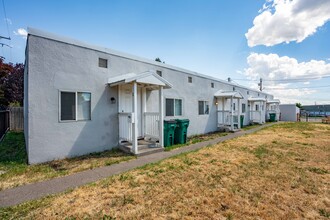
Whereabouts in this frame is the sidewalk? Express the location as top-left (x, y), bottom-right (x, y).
top-left (0, 122), bottom-right (277, 207)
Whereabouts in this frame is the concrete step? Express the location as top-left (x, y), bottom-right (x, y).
top-left (119, 143), bottom-right (163, 156)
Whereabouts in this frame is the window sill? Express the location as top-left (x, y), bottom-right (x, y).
top-left (59, 119), bottom-right (91, 123)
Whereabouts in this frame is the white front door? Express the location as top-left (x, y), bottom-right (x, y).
top-left (119, 84), bottom-right (143, 137)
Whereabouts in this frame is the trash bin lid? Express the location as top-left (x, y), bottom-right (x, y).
top-left (175, 119), bottom-right (190, 122)
top-left (164, 120), bottom-right (177, 124)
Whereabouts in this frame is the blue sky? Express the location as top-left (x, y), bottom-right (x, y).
top-left (1, 0), bottom-right (330, 104)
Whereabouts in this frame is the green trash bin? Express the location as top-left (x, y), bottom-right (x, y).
top-left (164, 120), bottom-right (177, 147)
top-left (240, 115), bottom-right (244, 128)
top-left (174, 119), bottom-right (190, 144)
top-left (269, 113), bottom-right (276, 122)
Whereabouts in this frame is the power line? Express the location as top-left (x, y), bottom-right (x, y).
top-left (233, 75), bottom-right (330, 82)
top-left (1, 0), bottom-right (11, 39)
top-left (264, 85), bottom-right (330, 90)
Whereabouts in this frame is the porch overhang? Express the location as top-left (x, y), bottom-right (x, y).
top-left (266, 99), bottom-right (280, 104)
top-left (107, 71), bottom-right (172, 89)
top-left (248, 97), bottom-right (266, 102)
top-left (214, 90), bottom-right (244, 99)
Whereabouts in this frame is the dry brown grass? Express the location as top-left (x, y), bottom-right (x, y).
top-left (1, 122), bottom-right (330, 219)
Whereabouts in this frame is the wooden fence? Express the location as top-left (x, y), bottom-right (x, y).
top-left (0, 110), bottom-right (10, 140)
top-left (9, 107), bottom-right (24, 131)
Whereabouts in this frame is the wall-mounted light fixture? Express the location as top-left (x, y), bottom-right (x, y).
top-left (110, 97), bottom-right (116, 104)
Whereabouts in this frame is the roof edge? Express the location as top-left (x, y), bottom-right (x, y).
top-left (27, 27), bottom-right (272, 96)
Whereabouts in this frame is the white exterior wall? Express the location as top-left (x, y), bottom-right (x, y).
top-left (26, 36), bottom-right (120, 164)
top-left (279, 104), bottom-right (299, 121)
top-left (26, 30), bottom-right (274, 163)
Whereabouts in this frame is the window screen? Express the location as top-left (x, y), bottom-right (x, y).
top-left (61, 92), bottom-right (76, 121)
top-left (166, 99), bottom-right (174, 116)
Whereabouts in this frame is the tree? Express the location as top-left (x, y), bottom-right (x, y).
top-left (296, 103), bottom-right (302, 108)
top-left (155, 57), bottom-right (165, 63)
top-left (0, 58), bottom-right (24, 109)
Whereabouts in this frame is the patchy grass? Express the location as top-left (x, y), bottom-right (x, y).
top-left (242, 123), bottom-right (263, 131)
top-left (1, 123), bottom-right (329, 219)
top-left (0, 132), bottom-right (135, 191)
top-left (164, 131), bottom-right (228, 151)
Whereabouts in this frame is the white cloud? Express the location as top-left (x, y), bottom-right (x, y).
top-left (244, 53), bottom-right (330, 104)
top-left (13, 28), bottom-right (27, 39)
top-left (246, 0), bottom-right (330, 47)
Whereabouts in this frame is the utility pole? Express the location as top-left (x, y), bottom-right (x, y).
top-left (258, 78), bottom-right (263, 91)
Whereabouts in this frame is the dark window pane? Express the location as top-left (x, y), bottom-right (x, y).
top-left (61, 92), bottom-right (76, 120)
top-left (166, 99), bottom-right (174, 116)
top-left (99, 58), bottom-right (108, 68)
top-left (198, 101), bottom-right (204, 115)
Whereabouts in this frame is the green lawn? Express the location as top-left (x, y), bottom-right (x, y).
top-left (0, 132), bottom-right (135, 191)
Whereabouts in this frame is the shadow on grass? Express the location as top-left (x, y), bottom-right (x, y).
top-left (0, 132), bottom-right (27, 167)
top-left (164, 131), bottom-right (228, 151)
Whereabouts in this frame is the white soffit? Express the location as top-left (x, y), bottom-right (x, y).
top-left (108, 71), bottom-right (172, 88)
top-left (267, 99), bottom-right (280, 104)
top-left (248, 97), bottom-right (266, 102)
top-left (214, 90), bottom-right (244, 99)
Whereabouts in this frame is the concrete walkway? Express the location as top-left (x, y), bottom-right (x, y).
top-left (0, 123), bottom-right (277, 208)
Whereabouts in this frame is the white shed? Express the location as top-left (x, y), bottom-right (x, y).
top-left (279, 104), bottom-right (300, 121)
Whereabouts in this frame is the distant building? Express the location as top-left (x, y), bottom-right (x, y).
top-left (301, 105), bottom-right (330, 116)
top-left (279, 104), bottom-right (300, 122)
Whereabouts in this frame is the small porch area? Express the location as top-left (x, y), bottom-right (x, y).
top-left (108, 71), bottom-right (172, 156)
top-left (266, 99), bottom-right (280, 121)
top-left (248, 97), bottom-right (266, 124)
top-left (215, 90), bottom-right (243, 132)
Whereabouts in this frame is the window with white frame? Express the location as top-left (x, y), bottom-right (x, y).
top-left (198, 101), bottom-right (209, 115)
top-left (255, 104), bottom-right (259, 111)
top-left (188, 76), bottom-right (192, 83)
top-left (166, 98), bottom-right (182, 116)
top-left (60, 91), bottom-right (91, 121)
top-left (233, 102), bottom-right (236, 111)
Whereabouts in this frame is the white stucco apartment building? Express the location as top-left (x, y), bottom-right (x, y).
top-left (24, 28), bottom-right (279, 164)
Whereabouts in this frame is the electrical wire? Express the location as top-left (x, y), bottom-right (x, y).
top-left (264, 85), bottom-right (330, 90)
top-left (2, 0), bottom-right (10, 39)
top-left (233, 75), bottom-right (330, 82)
